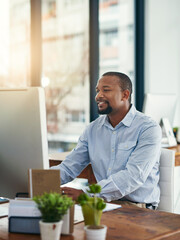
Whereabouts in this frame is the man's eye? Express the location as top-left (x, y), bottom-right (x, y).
top-left (104, 89), bottom-right (110, 92)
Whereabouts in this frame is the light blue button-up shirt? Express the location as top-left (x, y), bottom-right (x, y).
top-left (52, 105), bottom-right (162, 206)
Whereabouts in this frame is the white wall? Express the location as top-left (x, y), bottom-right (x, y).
top-left (145, 0), bottom-right (180, 127)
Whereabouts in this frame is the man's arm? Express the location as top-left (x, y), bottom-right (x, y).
top-left (51, 130), bottom-right (90, 185)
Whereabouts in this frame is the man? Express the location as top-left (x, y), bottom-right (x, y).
top-left (51, 72), bottom-right (162, 209)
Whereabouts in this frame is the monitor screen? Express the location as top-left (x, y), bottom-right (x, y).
top-left (0, 87), bottom-right (49, 199)
top-left (142, 93), bottom-right (177, 126)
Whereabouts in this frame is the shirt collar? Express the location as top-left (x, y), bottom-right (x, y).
top-left (99, 104), bottom-right (137, 128)
top-left (121, 104), bottom-right (136, 127)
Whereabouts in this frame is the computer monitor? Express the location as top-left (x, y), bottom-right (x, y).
top-left (142, 93), bottom-right (177, 147)
top-left (0, 87), bottom-right (49, 199)
top-left (142, 93), bottom-right (177, 126)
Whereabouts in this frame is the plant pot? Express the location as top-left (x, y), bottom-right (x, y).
top-left (82, 198), bottom-right (102, 225)
top-left (39, 220), bottom-right (63, 240)
top-left (84, 225), bottom-right (107, 240)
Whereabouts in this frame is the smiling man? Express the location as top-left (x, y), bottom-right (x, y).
top-left (51, 72), bottom-right (162, 209)
top-left (95, 72), bottom-right (132, 126)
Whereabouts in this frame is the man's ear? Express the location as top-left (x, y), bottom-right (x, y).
top-left (122, 89), bottom-right (130, 101)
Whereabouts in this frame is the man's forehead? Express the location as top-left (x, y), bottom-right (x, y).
top-left (97, 75), bottom-right (120, 86)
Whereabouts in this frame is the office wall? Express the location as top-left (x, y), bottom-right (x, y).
top-left (145, 0), bottom-right (180, 126)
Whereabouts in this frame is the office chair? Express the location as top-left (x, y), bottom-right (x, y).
top-left (157, 148), bottom-right (175, 213)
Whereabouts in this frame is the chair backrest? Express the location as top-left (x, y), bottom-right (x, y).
top-left (157, 148), bottom-right (175, 213)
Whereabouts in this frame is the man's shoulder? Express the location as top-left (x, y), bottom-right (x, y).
top-left (135, 110), bottom-right (159, 127)
top-left (134, 111), bottom-right (161, 135)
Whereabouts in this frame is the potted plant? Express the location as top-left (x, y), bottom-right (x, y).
top-left (33, 192), bottom-right (73, 240)
top-left (77, 184), bottom-right (107, 240)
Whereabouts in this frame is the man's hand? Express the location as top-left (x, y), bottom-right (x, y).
top-left (61, 187), bottom-right (83, 201)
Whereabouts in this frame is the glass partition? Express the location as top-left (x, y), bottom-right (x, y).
top-left (42, 0), bottom-right (89, 152)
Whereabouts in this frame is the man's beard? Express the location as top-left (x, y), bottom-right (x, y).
top-left (97, 104), bottom-right (113, 115)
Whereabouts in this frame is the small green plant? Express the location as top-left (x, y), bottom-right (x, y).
top-left (77, 184), bottom-right (106, 226)
top-left (33, 192), bottom-right (74, 223)
top-left (173, 127), bottom-right (178, 138)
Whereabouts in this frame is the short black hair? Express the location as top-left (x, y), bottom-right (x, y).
top-left (102, 71), bottom-right (132, 103)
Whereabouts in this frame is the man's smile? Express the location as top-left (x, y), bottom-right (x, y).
top-left (97, 100), bottom-right (108, 109)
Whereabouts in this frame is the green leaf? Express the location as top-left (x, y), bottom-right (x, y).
top-left (96, 199), bottom-right (106, 210)
top-left (77, 193), bottom-right (90, 205)
top-left (33, 192), bottom-right (74, 222)
top-left (87, 184), bottom-right (101, 194)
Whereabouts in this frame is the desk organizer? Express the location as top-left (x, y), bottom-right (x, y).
top-left (9, 216), bottom-right (41, 234)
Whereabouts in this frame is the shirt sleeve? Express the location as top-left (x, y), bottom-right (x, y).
top-left (98, 123), bottom-right (162, 202)
top-left (51, 129), bottom-right (90, 185)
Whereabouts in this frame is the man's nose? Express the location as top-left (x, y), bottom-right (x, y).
top-left (95, 91), bottom-right (104, 100)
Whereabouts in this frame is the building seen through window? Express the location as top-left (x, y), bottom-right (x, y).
top-left (99, 0), bottom-right (135, 89)
top-left (42, 0), bottom-right (89, 152)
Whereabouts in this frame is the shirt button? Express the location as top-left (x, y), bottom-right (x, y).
top-left (113, 131), bottom-right (116, 134)
top-left (112, 149), bottom-right (114, 152)
top-left (109, 168), bottom-right (111, 171)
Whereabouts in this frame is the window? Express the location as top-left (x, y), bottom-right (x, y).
top-left (99, 0), bottom-right (135, 102)
top-left (0, 0), bottom-right (30, 88)
top-left (101, 29), bottom-right (118, 46)
top-left (42, 0), bottom-right (89, 152)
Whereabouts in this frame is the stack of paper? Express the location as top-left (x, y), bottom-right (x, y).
top-left (9, 199), bottom-right (41, 218)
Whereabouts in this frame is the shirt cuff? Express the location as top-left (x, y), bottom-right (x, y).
top-left (98, 176), bottom-right (122, 202)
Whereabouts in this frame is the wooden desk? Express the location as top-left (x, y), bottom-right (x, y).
top-left (169, 144), bottom-right (180, 166)
top-left (1, 205), bottom-right (180, 240)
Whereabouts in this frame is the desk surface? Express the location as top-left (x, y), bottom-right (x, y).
top-left (1, 206), bottom-right (180, 240)
top-left (169, 144), bottom-right (180, 166)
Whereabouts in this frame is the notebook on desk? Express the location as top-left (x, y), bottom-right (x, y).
top-left (28, 169), bottom-right (61, 197)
